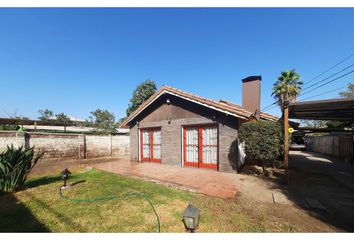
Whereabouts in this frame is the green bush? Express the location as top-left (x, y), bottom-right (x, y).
top-left (0, 145), bottom-right (43, 192)
top-left (238, 121), bottom-right (284, 173)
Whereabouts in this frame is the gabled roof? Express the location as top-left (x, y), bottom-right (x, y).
top-left (218, 99), bottom-right (279, 122)
top-left (121, 86), bottom-right (278, 127)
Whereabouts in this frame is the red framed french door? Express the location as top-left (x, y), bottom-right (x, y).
top-left (140, 128), bottom-right (161, 163)
top-left (183, 125), bottom-right (218, 170)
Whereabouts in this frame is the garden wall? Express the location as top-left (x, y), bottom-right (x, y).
top-left (0, 131), bottom-right (130, 161)
top-left (305, 134), bottom-right (353, 163)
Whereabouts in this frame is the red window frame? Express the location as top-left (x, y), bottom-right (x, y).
top-left (140, 127), bottom-right (161, 163)
top-left (183, 124), bottom-right (218, 170)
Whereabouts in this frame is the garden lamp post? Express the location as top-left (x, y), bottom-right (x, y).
top-left (182, 204), bottom-right (200, 232)
top-left (60, 168), bottom-right (71, 188)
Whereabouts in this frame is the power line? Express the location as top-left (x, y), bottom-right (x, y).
top-left (299, 70), bottom-right (354, 96)
top-left (261, 100), bottom-right (279, 111)
top-left (303, 53), bottom-right (354, 86)
top-left (301, 64), bottom-right (354, 92)
top-left (263, 104), bottom-right (279, 112)
top-left (298, 86), bottom-right (347, 101)
top-left (264, 85), bottom-right (347, 111)
top-left (262, 53), bottom-right (354, 112)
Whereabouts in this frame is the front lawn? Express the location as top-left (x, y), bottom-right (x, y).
top-left (0, 169), bottom-right (289, 232)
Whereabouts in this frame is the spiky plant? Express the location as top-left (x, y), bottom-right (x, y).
top-left (0, 145), bottom-right (43, 192)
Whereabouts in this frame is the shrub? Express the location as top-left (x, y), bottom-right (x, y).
top-left (0, 145), bottom-right (43, 192)
top-left (238, 121), bottom-right (284, 174)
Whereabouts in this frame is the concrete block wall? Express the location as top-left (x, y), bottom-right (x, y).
top-left (112, 135), bottom-right (130, 156)
top-left (306, 134), bottom-right (353, 161)
top-left (28, 133), bottom-right (82, 161)
top-left (85, 135), bottom-right (112, 158)
top-left (0, 131), bottom-right (25, 150)
top-left (0, 131), bottom-right (130, 161)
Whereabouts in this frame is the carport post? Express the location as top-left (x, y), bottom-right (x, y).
top-left (352, 132), bottom-right (354, 164)
top-left (284, 102), bottom-right (289, 173)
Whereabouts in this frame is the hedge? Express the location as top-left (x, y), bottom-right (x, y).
top-left (238, 121), bottom-right (284, 173)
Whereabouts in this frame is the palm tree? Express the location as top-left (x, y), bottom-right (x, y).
top-left (272, 69), bottom-right (303, 114)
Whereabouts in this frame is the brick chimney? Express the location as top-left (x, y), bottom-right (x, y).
top-left (242, 76), bottom-right (262, 117)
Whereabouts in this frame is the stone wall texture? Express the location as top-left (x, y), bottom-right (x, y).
top-left (0, 131), bottom-right (130, 162)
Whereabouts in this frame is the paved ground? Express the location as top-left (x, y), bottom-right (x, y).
top-left (288, 150), bottom-right (354, 231)
top-left (89, 159), bottom-right (241, 199)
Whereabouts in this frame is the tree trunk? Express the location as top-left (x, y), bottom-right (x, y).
top-left (262, 159), bottom-right (266, 175)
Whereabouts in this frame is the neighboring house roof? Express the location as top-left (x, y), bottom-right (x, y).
top-left (116, 128), bottom-right (130, 134)
top-left (121, 86), bottom-right (279, 127)
top-left (22, 125), bottom-right (96, 132)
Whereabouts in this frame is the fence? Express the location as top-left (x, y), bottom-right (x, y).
top-left (0, 131), bottom-right (130, 161)
top-left (305, 134), bottom-right (354, 163)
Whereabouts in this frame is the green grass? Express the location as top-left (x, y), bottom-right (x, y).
top-left (0, 169), bottom-right (288, 232)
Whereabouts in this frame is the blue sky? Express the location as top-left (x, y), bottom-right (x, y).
top-left (0, 8), bottom-right (353, 120)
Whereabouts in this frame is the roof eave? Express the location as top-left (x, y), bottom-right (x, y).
top-left (121, 89), bottom-right (250, 127)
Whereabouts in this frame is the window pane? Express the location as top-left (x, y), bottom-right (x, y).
top-left (143, 145), bottom-right (150, 158)
top-left (202, 127), bottom-right (217, 165)
top-left (185, 128), bottom-right (198, 163)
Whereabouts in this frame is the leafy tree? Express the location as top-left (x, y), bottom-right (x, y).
top-left (117, 117), bottom-right (127, 127)
top-left (238, 121), bottom-right (284, 174)
top-left (38, 109), bottom-right (54, 121)
top-left (89, 109), bottom-right (116, 132)
top-left (0, 124), bottom-right (17, 131)
top-left (300, 120), bottom-right (327, 128)
top-left (272, 69), bottom-right (303, 113)
top-left (126, 80), bottom-right (157, 116)
top-left (325, 120), bottom-right (352, 128)
top-left (339, 83), bottom-right (354, 98)
top-left (55, 113), bottom-right (71, 123)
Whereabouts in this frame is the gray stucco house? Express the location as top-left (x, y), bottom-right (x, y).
top-left (121, 76), bottom-right (277, 172)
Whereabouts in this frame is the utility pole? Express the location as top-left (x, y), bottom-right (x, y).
top-left (284, 100), bottom-right (289, 173)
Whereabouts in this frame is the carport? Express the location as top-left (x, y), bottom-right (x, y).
top-left (283, 97), bottom-right (354, 170)
top-left (0, 117), bottom-right (73, 132)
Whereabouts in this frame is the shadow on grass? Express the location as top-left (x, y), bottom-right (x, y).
top-left (25, 176), bottom-right (62, 189)
top-left (24, 191), bottom-right (87, 232)
top-left (0, 193), bottom-right (49, 232)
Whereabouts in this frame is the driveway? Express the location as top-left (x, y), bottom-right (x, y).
top-left (288, 150), bottom-right (354, 231)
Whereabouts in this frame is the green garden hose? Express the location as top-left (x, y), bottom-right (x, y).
top-left (59, 185), bottom-right (161, 233)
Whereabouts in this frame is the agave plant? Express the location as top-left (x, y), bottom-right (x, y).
top-left (0, 145), bottom-right (43, 192)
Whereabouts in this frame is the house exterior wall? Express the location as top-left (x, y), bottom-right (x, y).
top-left (129, 94), bottom-right (239, 172)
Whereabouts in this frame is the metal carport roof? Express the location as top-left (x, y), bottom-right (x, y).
top-left (289, 97), bottom-right (354, 121)
top-left (0, 117), bottom-right (73, 126)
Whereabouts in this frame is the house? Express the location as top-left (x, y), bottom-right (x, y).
top-left (121, 76), bottom-right (278, 172)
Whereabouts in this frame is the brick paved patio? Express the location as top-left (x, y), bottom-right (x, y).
top-left (89, 159), bottom-right (240, 199)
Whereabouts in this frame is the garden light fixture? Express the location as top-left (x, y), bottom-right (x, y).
top-left (182, 204), bottom-right (200, 232)
top-left (60, 168), bottom-right (71, 188)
